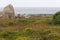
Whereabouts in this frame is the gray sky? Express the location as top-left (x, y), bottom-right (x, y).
top-left (0, 0), bottom-right (60, 7)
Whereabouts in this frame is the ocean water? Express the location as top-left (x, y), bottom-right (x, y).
top-left (0, 7), bottom-right (60, 14)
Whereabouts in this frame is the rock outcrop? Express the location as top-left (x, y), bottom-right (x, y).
top-left (2, 4), bottom-right (15, 19)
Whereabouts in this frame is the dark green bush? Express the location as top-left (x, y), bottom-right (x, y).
top-left (48, 11), bottom-right (60, 24)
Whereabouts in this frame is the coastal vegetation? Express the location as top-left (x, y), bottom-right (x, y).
top-left (0, 12), bottom-right (60, 40)
top-left (0, 4), bottom-right (60, 40)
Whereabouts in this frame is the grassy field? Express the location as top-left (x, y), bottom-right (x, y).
top-left (0, 17), bottom-right (60, 40)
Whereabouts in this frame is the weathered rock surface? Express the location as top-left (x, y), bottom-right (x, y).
top-left (2, 4), bottom-right (15, 19)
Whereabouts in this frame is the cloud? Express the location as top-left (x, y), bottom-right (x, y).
top-left (0, 0), bottom-right (60, 7)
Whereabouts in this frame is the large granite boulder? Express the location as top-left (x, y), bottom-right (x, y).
top-left (2, 4), bottom-right (15, 19)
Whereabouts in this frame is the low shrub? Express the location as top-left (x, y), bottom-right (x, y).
top-left (16, 37), bottom-right (31, 40)
top-left (50, 11), bottom-right (60, 24)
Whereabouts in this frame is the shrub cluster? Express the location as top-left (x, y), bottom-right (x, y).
top-left (48, 11), bottom-right (60, 25)
top-left (0, 28), bottom-right (60, 40)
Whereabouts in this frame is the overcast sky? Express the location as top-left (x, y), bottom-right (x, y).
top-left (0, 0), bottom-right (60, 7)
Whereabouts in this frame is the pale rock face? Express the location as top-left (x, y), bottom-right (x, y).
top-left (2, 4), bottom-right (15, 19)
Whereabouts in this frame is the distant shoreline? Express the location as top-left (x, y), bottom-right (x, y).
top-left (0, 7), bottom-right (60, 14)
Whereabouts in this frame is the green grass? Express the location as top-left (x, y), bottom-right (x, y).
top-left (0, 17), bottom-right (60, 40)
top-left (0, 28), bottom-right (60, 40)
